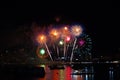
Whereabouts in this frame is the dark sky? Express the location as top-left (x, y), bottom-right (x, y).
top-left (0, 1), bottom-right (119, 56)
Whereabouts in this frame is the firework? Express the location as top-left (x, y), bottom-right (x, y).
top-left (71, 25), bottom-right (83, 37)
top-left (36, 34), bottom-right (47, 44)
top-left (35, 23), bottom-right (91, 62)
top-left (36, 34), bottom-right (53, 61)
top-left (70, 38), bottom-right (77, 62)
top-left (36, 47), bottom-right (48, 59)
top-left (49, 28), bottom-right (60, 41)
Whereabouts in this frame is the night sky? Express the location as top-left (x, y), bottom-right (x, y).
top-left (0, 1), bottom-right (119, 57)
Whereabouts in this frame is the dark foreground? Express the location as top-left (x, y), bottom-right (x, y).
top-left (0, 64), bottom-right (45, 79)
top-left (0, 63), bottom-right (120, 80)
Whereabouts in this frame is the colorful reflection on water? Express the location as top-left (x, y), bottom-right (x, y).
top-left (37, 65), bottom-right (94, 80)
top-left (1, 64), bottom-right (119, 80)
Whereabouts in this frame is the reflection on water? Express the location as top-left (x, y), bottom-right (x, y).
top-left (109, 68), bottom-right (114, 80)
top-left (38, 65), bottom-right (94, 80)
top-left (36, 64), bottom-right (120, 80)
top-left (1, 64), bottom-right (119, 80)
